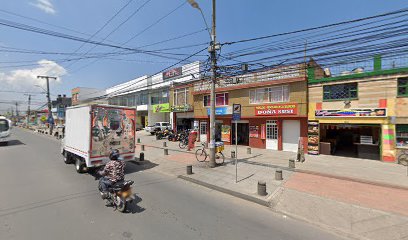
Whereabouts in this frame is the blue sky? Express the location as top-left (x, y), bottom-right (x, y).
top-left (0, 0), bottom-right (407, 112)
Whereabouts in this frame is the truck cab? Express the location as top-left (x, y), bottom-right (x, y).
top-left (0, 116), bottom-right (11, 146)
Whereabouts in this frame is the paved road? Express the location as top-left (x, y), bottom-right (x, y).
top-left (0, 128), bottom-right (345, 240)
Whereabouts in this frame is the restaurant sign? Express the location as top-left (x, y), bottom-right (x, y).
top-left (255, 104), bottom-right (298, 116)
top-left (315, 108), bottom-right (387, 118)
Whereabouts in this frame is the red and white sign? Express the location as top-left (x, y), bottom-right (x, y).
top-left (255, 103), bottom-right (298, 116)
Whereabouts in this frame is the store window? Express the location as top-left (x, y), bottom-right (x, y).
top-left (204, 93), bottom-right (228, 107)
top-left (174, 88), bottom-right (189, 106)
top-left (398, 77), bottom-right (408, 97)
top-left (249, 85), bottom-right (289, 104)
top-left (151, 90), bottom-right (169, 104)
top-left (323, 83), bottom-right (358, 101)
top-left (396, 125), bottom-right (408, 147)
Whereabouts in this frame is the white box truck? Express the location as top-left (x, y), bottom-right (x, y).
top-left (61, 104), bottom-right (136, 173)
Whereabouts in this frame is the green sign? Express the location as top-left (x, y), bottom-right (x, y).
top-left (152, 103), bottom-right (170, 113)
top-left (171, 104), bottom-right (193, 112)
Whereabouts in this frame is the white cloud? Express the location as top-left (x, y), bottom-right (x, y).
top-left (0, 59), bottom-right (67, 90)
top-left (30, 0), bottom-right (56, 15)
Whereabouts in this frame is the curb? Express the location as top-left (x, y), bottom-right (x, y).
top-left (178, 175), bottom-right (270, 207)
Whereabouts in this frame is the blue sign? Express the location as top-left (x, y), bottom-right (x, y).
top-left (207, 107), bottom-right (229, 116)
top-left (232, 104), bottom-right (241, 121)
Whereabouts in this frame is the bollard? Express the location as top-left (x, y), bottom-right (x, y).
top-left (164, 148), bottom-right (168, 155)
top-left (289, 158), bottom-right (296, 169)
top-left (141, 145), bottom-right (145, 151)
top-left (247, 147), bottom-right (252, 154)
top-left (275, 169), bottom-right (283, 181)
top-left (231, 150), bottom-right (236, 159)
top-left (137, 138), bottom-right (141, 143)
top-left (139, 152), bottom-right (144, 161)
top-left (163, 142), bottom-right (167, 147)
top-left (257, 181), bottom-right (267, 196)
top-left (186, 165), bottom-right (193, 175)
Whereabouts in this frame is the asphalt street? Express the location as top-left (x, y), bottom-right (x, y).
top-left (0, 128), bottom-right (346, 240)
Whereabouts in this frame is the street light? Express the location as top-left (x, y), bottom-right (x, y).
top-left (188, 0), bottom-right (218, 168)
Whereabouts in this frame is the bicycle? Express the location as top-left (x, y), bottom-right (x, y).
top-left (179, 137), bottom-right (188, 149)
top-left (195, 142), bottom-right (225, 165)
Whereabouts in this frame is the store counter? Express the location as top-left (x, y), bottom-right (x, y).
top-left (354, 143), bottom-right (380, 160)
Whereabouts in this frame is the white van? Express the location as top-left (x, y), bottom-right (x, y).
top-left (0, 116), bottom-right (11, 146)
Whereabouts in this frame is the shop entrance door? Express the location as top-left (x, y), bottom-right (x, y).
top-left (200, 121), bottom-right (207, 143)
top-left (266, 120), bottom-right (278, 150)
top-left (283, 120), bottom-right (300, 152)
top-left (231, 122), bottom-right (249, 145)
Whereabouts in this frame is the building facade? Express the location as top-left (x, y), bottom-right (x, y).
top-left (193, 64), bottom-right (312, 152)
top-left (71, 87), bottom-right (106, 106)
top-left (106, 61), bottom-right (202, 128)
top-left (308, 56), bottom-right (408, 162)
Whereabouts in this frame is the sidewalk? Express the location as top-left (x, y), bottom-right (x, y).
top-left (136, 131), bottom-right (408, 240)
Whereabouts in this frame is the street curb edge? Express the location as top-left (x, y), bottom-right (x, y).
top-left (178, 175), bottom-right (270, 207)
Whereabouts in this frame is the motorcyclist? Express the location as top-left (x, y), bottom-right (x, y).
top-left (99, 149), bottom-right (126, 199)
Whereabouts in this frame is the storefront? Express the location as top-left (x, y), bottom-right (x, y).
top-left (308, 108), bottom-right (388, 160)
top-left (171, 104), bottom-right (194, 132)
top-left (195, 104), bottom-right (307, 152)
top-left (148, 103), bottom-right (170, 126)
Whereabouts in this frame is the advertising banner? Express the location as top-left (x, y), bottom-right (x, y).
top-left (315, 108), bottom-right (387, 117)
top-left (307, 121), bottom-right (319, 155)
top-left (255, 103), bottom-right (298, 116)
top-left (152, 103), bottom-right (170, 113)
top-left (206, 106), bottom-right (232, 116)
top-left (221, 125), bottom-right (231, 142)
top-left (91, 107), bottom-right (136, 158)
top-left (249, 125), bottom-right (259, 138)
top-left (171, 104), bottom-right (193, 112)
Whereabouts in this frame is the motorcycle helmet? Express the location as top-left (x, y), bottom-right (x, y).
top-left (109, 149), bottom-right (120, 160)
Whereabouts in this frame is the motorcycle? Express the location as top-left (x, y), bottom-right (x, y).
top-left (98, 176), bottom-right (135, 212)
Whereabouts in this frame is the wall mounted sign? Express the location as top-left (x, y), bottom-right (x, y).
top-left (163, 67), bottom-right (182, 80)
top-left (315, 108), bottom-right (387, 118)
top-left (171, 104), bottom-right (193, 112)
top-left (255, 103), bottom-right (298, 116)
top-left (206, 107), bottom-right (232, 116)
top-left (307, 121), bottom-right (319, 155)
top-left (152, 103), bottom-right (170, 113)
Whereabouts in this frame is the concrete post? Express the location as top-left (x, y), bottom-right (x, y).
top-left (257, 181), bottom-right (267, 196)
top-left (247, 147), bottom-right (251, 154)
top-left (137, 138), bottom-right (141, 143)
top-left (289, 158), bottom-right (295, 169)
top-left (141, 145), bottom-right (145, 151)
top-left (275, 169), bottom-right (283, 180)
top-left (231, 150), bottom-right (235, 159)
top-left (139, 152), bottom-right (144, 161)
top-left (163, 142), bottom-right (167, 147)
top-left (186, 165), bottom-right (193, 175)
top-left (164, 148), bottom-right (168, 155)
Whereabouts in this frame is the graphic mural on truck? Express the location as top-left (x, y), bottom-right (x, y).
top-left (91, 107), bottom-right (135, 157)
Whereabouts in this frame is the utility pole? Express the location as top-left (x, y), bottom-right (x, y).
top-left (208, 0), bottom-right (218, 168)
top-left (37, 75), bottom-right (56, 135)
top-left (25, 94), bottom-right (31, 127)
top-left (15, 102), bottom-right (19, 118)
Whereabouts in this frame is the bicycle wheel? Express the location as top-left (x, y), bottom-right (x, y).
top-left (398, 154), bottom-right (408, 166)
top-left (195, 149), bottom-right (207, 162)
top-left (179, 141), bottom-right (187, 149)
top-left (215, 152), bottom-right (225, 165)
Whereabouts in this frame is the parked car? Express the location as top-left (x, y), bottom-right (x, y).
top-left (146, 122), bottom-right (171, 135)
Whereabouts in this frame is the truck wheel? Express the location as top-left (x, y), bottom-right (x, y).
top-left (75, 158), bottom-right (87, 173)
top-left (63, 151), bottom-right (74, 164)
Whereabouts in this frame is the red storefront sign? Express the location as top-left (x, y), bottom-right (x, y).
top-left (255, 103), bottom-right (298, 116)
